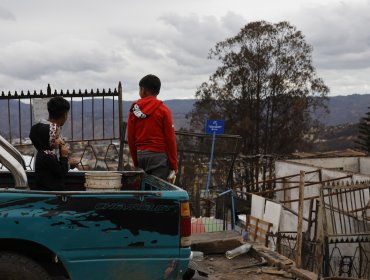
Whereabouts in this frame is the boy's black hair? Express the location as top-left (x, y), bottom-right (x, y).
top-left (29, 123), bottom-right (51, 151)
top-left (139, 74), bottom-right (161, 95)
top-left (47, 97), bottom-right (70, 119)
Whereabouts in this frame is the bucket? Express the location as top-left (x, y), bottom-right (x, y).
top-left (84, 172), bottom-right (122, 191)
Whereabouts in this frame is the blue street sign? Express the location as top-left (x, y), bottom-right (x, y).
top-left (205, 120), bottom-right (224, 135)
top-left (205, 119), bottom-right (224, 194)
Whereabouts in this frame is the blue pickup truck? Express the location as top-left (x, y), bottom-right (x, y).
top-left (0, 137), bottom-right (191, 280)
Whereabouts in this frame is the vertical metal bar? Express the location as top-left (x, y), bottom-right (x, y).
top-left (112, 95), bottom-right (115, 137)
top-left (350, 188), bottom-right (359, 232)
top-left (359, 189), bottom-right (366, 231)
top-left (70, 97), bottom-right (73, 140)
top-left (82, 97), bottom-right (84, 140)
top-left (102, 95), bottom-right (105, 139)
top-left (323, 236), bottom-right (330, 277)
top-left (328, 188), bottom-right (336, 234)
top-left (366, 187), bottom-right (370, 231)
top-left (359, 242), bottom-right (363, 279)
top-left (18, 98), bottom-right (22, 144)
top-left (344, 187), bottom-right (352, 233)
top-left (336, 188), bottom-right (344, 234)
top-left (225, 137), bottom-right (240, 191)
top-left (219, 189), bottom-right (235, 230)
top-left (313, 199), bottom-right (319, 242)
top-left (177, 148), bottom-right (184, 185)
top-left (205, 132), bottom-right (216, 194)
top-left (92, 96), bottom-right (95, 139)
top-left (295, 170), bottom-right (305, 268)
top-left (307, 198), bottom-right (314, 238)
top-left (117, 121), bottom-right (127, 171)
top-left (7, 99), bottom-right (11, 143)
top-left (118, 82), bottom-right (123, 140)
top-left (29, 97), bottom-right (33, 127)
top-left (230, 190), bottom-right (235, 230)
top-left (195, 170), bottom-right (200, 218)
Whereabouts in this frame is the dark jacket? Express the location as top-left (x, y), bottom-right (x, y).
top-left (34, 151), bottom-right (69, 191)
top-left (29, 122), bottom-right (69, 191)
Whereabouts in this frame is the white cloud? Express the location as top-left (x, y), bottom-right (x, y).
top-left (0, 39), bottom-right (124, 80)
top-left (0, 6), bottom-right (15, 21)
top-left (0, 0), bottom-right (369, 98)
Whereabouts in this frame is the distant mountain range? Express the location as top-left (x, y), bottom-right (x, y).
top-left (315, 94), bottom-right (370, 126)
top-left (162, 94), bottom-right (370, 129)
top-left (1, 94), bottom-right (369, 140)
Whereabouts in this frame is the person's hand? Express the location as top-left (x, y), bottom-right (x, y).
top-left (69, 157), bottom-right (80, 169)
top-left (167, 170), bottom-right (177, 184)
top-left (59, 143), bottom-right (69, 158)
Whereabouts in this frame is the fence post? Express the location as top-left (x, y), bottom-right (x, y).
top-left (118, 82), bottom-right (123, 140)
top-left (194, 167), bottom-right (201, 218)
top-left (295, 170), bottom-right (305, 267)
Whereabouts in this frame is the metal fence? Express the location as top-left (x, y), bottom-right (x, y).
top-left (1, 85), bottom-right (271, 236)
top-left (0, 83), bottom-right (124, 171)
top-left (271, 182), bottom-right (370, 279)
top-left (174, 131), bottom-right (244, 233)
top-left (321, 183), bottom-right (370, 279)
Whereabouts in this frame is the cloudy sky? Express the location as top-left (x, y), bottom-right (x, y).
top-left (0, 0), bottom-right (370, 100)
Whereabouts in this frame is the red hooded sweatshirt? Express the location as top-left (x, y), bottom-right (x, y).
top-left (127, 96), bottom-right (178, 171)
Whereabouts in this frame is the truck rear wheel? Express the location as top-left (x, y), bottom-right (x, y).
top-left (0, 252), bottom-right (52, 280)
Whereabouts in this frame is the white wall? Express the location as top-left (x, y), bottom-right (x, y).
top-left (359, 157), bottom-right (370, 175)
top-left (289, 157), bottom-right (360, 173)
top-left (275, 158), bottom-right (370, 233)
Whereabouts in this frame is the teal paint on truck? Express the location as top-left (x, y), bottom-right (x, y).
top-left (0, 166), bottom-right (191, 279)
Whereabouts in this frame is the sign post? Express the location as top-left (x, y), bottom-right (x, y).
top-left (205, 120), bottom-right (224, 194)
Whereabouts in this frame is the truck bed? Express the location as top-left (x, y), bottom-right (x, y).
top-left (0, 170), bottom-right (176, 192)
top-left (0, 170), bottom-right (191, 280)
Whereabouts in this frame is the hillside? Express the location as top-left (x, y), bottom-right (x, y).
top-left (165, 94), bottom-right (370, 128)
top-left (316, 94), bottom-right (370, 126)
top-left (0, 95), bottom-right (369, 152)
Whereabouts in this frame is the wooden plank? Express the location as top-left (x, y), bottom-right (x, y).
top-left (246, 215), bottom-right (273, 246)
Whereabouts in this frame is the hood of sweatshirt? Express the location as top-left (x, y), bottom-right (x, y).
top-left (29, 122), bottom-right (61, 153)
top-left (130, 96), bottom-right (162, 119)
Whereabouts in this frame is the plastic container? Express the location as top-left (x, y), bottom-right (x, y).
top-left (225, 243), bottom-right (252, 259)
top-left (191, 251), bottom-right (204, 261)
top-left (85, 172), bottom-right (122, 191)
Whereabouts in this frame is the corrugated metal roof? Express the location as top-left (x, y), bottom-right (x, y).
top-left (292, 148), bottom-right (367, 158)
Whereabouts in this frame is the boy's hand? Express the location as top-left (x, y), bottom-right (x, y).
top-left (167, 170), bottom-right (177, 184)
top-left (59, 144), bottom-right (69, 158)
top-left (69, 158), bottom-right (80, 169)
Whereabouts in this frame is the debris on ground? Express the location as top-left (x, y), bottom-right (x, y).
top-left (188, 231), bottom-right (320, 280)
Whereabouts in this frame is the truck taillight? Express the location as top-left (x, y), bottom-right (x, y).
top-left (180, 201), bottom-right (191, 247)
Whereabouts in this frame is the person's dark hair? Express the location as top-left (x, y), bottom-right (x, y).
top-left (47, 97), bottom-right (70, 119)
top-left (139, 74), bottom-right (161, 95)
top-left (29, 123), bottom-right (52, 151)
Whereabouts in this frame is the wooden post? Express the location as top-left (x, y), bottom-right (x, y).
top-left (295, 170), bottom-right (305, 268)
top-left (283, 178), bottom-right (291, 209)
top-left (313, 169), bottom-right (328, 276)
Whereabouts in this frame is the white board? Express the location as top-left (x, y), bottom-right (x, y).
top-left (32, 98), bottom-right (50, 122)
top-left (263, 200), bottom-right (282, 233)
top-left (251, 194), bottom-right (265, 219)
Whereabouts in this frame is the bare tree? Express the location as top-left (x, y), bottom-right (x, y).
top-left (355, 107), bottom-right (370, 152)
top-left (188, 21), bottom-right (329, 156)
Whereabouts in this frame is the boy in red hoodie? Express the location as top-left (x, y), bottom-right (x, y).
top-left (127, 74), bottom-right (178, 181)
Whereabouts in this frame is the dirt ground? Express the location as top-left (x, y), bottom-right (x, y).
top-left (191, 252), bottom-right (294, 280)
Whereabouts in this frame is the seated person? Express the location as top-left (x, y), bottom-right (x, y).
top-left (29, 122), bottom-right (70, 191)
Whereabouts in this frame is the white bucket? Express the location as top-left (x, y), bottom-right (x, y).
top-left (84, 172), bottom-right (122, 191)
